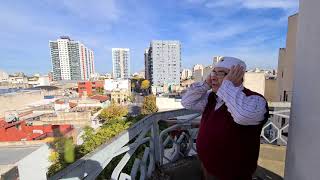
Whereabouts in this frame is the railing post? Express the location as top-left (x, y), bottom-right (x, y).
top-left (151, 120), bottom-right (161, 165)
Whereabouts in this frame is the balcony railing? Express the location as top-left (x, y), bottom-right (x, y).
top-left (50, 102), bottom-right (290, 180)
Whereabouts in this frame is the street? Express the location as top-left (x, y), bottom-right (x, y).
top-left (128, 93), bottom-right (144, 116)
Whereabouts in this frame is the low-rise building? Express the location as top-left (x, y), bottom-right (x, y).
top-left (192, 64), bottom-right (204, 82)
top-left (181, 69), bottom-right (193, 81)
top-left (110, 90), bottom-right (130, 105)
top-left (78, 80), bottom-right (104, 97)
top-left (243, 71), bottom-right (278, 102)
top-left (104, 79), bottom-right (130, 92)
top-left (0, 118), bottom-right (73, 142)
top-left (0, 70), bottom-right (9, 82)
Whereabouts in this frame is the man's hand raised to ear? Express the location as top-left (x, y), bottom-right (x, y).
top-left (224, 65), bottom-right (245, 87)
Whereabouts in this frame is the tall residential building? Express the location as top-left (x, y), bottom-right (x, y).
top-left (49, 36), bottom-right (95, 81)
top-left (145, 40), bottom-right (181, 86)
top-left (112, 48), bottom-right (130, 79)
top-left (144, 49), bottom-right (151, 80)
top-left (277, 14), bottom-right (298, 102)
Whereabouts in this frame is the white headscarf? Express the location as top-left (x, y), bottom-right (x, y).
top-left (214, 56), bottom-right (246, 71)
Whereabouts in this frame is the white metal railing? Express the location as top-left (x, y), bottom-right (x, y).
top-left (50, 102), bottom-right (290, 180)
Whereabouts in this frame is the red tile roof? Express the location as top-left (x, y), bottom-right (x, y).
top-left (90, 95), bottom-right (109, 102)
top-left (0, 119), bottom-right (73, 142)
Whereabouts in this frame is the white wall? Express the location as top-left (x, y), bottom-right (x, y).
top-left (284, 1), bottom-right (320, 179)
top-left (156, 97), bottom-right (183, 111)
top-left (104, 79), bottom-right (130, 91)
top-left (243, 72), bottom-right (266, 95)
top-left (0, 70), bottom-right (9, 82)
top-left (17, 144), bottom-right (51, 180)
top-left (38, 76), bottom-right (50, 86)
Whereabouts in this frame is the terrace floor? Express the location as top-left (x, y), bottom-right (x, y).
top-left (151, 144), bottom-right (286, 180)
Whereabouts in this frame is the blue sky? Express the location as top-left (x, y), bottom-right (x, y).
top-left (0, 0), bottom-right (298, 75)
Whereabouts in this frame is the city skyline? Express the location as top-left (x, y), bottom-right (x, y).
top-left (0, 0), bottom-right (298, 74)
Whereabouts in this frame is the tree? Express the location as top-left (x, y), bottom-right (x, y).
top-left (141, 80), bottom-right (150, 90)
top-left (98, 103), bottom-right (128, 121)
top-left (141, 95), bottom-right (158, 115)
top-left (64, 139), bottom-right (75, 163)
top-left (47, 137), bottom-right (75, 177)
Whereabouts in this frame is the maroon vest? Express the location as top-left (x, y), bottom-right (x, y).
top-left (196, 88), bottom-right (269, 180)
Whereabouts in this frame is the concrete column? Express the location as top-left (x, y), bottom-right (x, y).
top-left (284, 0), bottom-right (320, 179)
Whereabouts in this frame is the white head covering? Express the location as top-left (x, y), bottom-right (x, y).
top-left (214, 56), bottom-right (246, 71)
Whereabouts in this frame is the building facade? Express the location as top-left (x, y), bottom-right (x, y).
top-left (78, 80), bottom-right (104, 97)
top-left (145, 40), bottom-right (181, 86)
top-left (112, 48), bottom-right (130, 79)
top-left (104, 79), bottom-right (130, 92)
top-left (144, 49), bottom-right (151, 80)
top-left (110, 91), bottom-right (130, 105)
top-left (192, 64), bottom-right (204, 82)
top-left (181, 69), bottom-right (192, 80)
top-left (213, 56), bottom-right (224, 64)
top-left (49, 36), bottom-right (95, 81)
top-left (0, 70), bottom-right (9, 82)
top-left (277, 14), bottom-right (298, 102)
top-left (243, 71), bottom-right (278, 102)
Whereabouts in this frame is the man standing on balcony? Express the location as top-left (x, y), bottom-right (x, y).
top-left (182, 57), bottom-right (269, 180)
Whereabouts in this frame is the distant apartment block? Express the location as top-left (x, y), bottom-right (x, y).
top-left (181, 69), bottom-right (192, 80)
top-left (213, 56), bottom-right (224, 64)
top-left (0, 70), bottom-right (9, 82)
top-left (49, 36), bottom-right (95, 81)
top-left (192, 64), bottom-right (204, 82)
top-left (193, 64), bottom-right (204, 72)
top-left (112, 48), bottom-right (130, 79)
top-left (145, 40), bottom-right (181, 86)
top-left (277, 14), bottom-right (298, 102)
top-left (144, 48), bottom-right (151, 80)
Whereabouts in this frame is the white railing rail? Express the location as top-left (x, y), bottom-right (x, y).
top-left (51, 102), bottom-right (290, 180)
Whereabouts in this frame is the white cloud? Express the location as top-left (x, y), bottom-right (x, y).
top-left (203, 0), bottom-right (298, 10)
top-left (56, 0), bottom-right (121, 22)
top-left (242, 0), bottom-right (298, 9)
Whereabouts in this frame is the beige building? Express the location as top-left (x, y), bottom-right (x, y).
top-left (193, 69), bottom-right (203, 82)
top-left (192, 64), bottom-right (204, 82)
top-left (181, 69), bottom-right (192, 80)
top-left (34, 111), bottom-right (91, 127)
top-left (0, 91), bottom-right (52, 117)
top-left (203, 65), bottom-right (213, 80)
top-left (213, 56), bottom-right (224, 64)
top-left (181, 79), bottom-right (195, 88)
top-left (243, 72), bottom-right (278, 102)
top-left (110, 90), bottom-right (130, 105)
top-left (193, 65), bottom-right (213, 82)
top-left (277, 14), bottom-right (298, 102)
